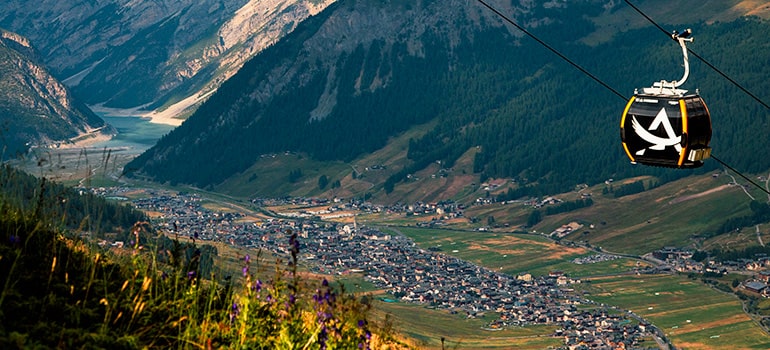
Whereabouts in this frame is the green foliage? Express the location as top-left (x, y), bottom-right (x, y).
top-left (712, 200), bottom-right (770, 237)
top-left (527, 210), bottom-right (542, 227)
top-left (318, 175), bottom-right (329, 190)
top-left (288, 168), bottom-right (303, 183)
top-left (709, 244), bottom-right (770, 262)
top-left (610, 181), bottom-right (646, 198)
top-left (544, 198), bottom-right (593, 215)
top-left (691, 250), bottom-right (708, 262)
top-left (0, 164), bottom-right (146, 236)
top-left (0, 167), bottom-right (397, 349)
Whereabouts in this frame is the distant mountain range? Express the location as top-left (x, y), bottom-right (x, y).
top-left (0, 29), bottom-right (112, 157)
top-left (0, 0), bottom-right (336, 117)
top-left (124, 0), bottom-right (770, 200)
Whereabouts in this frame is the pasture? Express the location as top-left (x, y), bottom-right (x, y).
top-left (386, 226), bottom-right (646, 277)
top-left (577, 274), bottom-right (770, 349)
top-left (371, 299), bottom-right (561, 350)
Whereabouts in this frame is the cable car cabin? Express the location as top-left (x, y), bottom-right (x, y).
top-left (620, 93), bottom-right (712, 168)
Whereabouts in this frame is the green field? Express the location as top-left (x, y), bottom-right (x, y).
top-left (452, 173), bottom-right (761, 257)
top-left (576, 274), bottom-right (770, 349)
top-left (385, 226), bottom-right (647, 277)
top-left (372, 299), bottom-right (562, 349)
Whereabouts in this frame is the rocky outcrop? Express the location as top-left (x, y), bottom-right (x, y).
top-left (0, 29), bottom-right (113, 157)
top-left (0, 0), bottom-right (336, 115)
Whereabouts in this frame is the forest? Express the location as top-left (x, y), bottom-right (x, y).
top-left (126, 3), bottom-right (770, 196)
top-left (0, 164), bottom-right (146, 235)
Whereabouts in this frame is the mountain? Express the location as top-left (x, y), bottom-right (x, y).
top-left (0, 29), bottom-right (113, 158)
top-left (0, 0), bottom-right (336, 118)
top-left (126, 0), bottom-right (770, 199)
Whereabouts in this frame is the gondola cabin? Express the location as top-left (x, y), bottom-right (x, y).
top-left (620, 93), bottom-right (712, 168)
top-left (620, 28), bottom-right (712, 168)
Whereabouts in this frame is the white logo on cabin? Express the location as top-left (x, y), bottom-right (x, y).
top-left (631, 107), bottom-right (681, 156)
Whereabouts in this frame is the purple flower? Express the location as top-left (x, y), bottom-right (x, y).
top-left (322, 279), bottom-right (329, 287)
top-left (230, 302), bottom-right (240, 323)
top-left (187, 271), bottom-right (196, 279)
top-left (242, 266), bottom-right (249, 277)
top-left (252, 279), bottom-right (262, 293)
top-left (358, 320), bottom-right (366, 328)
top-left (244, 254), bottom-right (250, 263)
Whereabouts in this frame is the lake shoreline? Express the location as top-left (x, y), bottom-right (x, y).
top-left (90, 104), bottom-right (184, 127)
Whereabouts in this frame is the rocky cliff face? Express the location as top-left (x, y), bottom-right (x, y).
top-left (0, 0), bottom-right (336, 115)
top-left (0, 29), bottom-right (113, 157)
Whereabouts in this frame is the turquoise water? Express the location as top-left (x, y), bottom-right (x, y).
top-left (93, 116), bottom-right (175, 153)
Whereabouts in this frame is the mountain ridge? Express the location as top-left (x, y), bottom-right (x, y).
top-left (0, 29), bottom-right (113, 157)
top-left (125, 0), bottom-right (770, 201)
top-left (0, 0), bottom-right (336, 118)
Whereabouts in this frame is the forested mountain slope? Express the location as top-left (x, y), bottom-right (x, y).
top-left (126, 0), bottom-right (770, 197)
top-left (0, 29), bottom-right (112, 157)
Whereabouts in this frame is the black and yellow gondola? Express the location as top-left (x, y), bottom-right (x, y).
top-left (620, 93), bottom-right (711, 168)
top-left (620, 28), bottom-right (712, 168)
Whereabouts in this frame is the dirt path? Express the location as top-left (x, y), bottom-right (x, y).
top-left (667, 184), bottom-right (732, 204)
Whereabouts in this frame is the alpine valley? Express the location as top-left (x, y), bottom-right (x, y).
top-left (4, 0), bottom-right (770, 349)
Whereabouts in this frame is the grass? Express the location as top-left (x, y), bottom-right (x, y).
top-left (371, 299), bottom-right (561, 350)
top-left (538, 173), bottom-right (756, 255)
top-left (0, 168), bottom-right (407, 349)
top-left (576, 274), bottom-right (770, 349)
top-left (385, 226), bottom-right (650, 277)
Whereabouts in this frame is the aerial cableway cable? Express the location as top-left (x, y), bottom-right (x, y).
top-left (475, 0), bottom-right (770, 197)
top-left (623, 0), bottom-right (770, 111)
top-left (475, 0), bottom-right (627, 101)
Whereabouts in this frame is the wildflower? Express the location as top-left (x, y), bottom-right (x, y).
top-left (322, 279), bottom-right (329, 287)
top-left (187, 271), bottom-right (196, 280)
top-left (230, 302), bottom-right (240, 323)
top-left (244, 254), bottom-right (250, 263)
top-left (252, 279), bottom-right (262, 293)
top-left (9, 234), bottom-right (19, 246)
top-left (242, 266), bottom-right (249, 277)
top-left (319, 325), bottom-right (328, 350)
